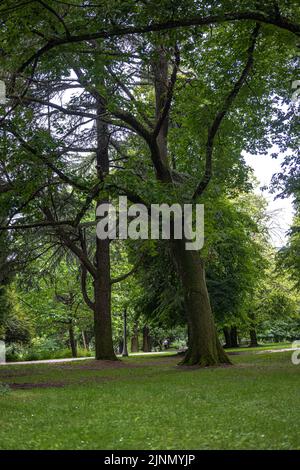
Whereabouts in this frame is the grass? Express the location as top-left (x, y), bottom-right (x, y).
top-left (0, 346), bottom-right (299, 450)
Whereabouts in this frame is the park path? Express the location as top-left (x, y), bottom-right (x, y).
top-left (0, 347), bottom-right (297, 366)
top-left (0, 350), bottom-right (172, 366)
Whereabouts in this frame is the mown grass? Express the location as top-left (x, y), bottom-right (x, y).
top-left (0, 348), bottom-right (299, 450)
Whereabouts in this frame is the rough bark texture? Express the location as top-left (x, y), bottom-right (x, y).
top-left (171, 239), bottom-right (231, 366)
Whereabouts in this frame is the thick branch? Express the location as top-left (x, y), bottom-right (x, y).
top-left (110, 256), bottom-right (144, 285)
top-left (0, 219), bottom-right (74, 231)
top-left (16, 11), bottom-right (299, 74)
top-left (2, 124), bottom-right (89, 191)
top-left (193, 24), bottom-right (260, 198)
top-left (153, 45), bottom-right (180, 139)
top-left (80, 265), bottom-right (95, 310)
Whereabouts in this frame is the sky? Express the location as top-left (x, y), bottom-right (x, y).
top-left (244, 150), bottom-right (294, 248)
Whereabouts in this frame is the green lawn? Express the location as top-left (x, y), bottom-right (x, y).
top-left (0, 348), bottom-right (299, 450)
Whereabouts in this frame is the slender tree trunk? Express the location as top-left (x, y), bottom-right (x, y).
top-left (248, 312), bottom-right (259, 347)
top-left (249, 328), bottom-right (259, 347)
top-left (82, 330), bottom-right (88, 350)
top-left (68, 322), bottom-right (77, 358)
top-left (142, 326), bottom-right (151, 352)
top-left (93, 99), bottom-right (117, 361)
top-left (223, 327), bottom-right (232, 348)
top-left (230, 326), bottom-right (239, 348)
top-left (131, 322), bottom-right (139, 352)
top-left (93, 238), bottom-right (117, 360)
top-left (171, 239), bottom-right (230, 366)
top-left (122, 308), bottom-right (129, 357)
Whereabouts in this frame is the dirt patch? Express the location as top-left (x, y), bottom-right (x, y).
top-left (59, 359), bottom-right (144, 371)
top-left (9, 381), bottom-right (67, 390)
top-left (9, 375), bottom-right (116, 390)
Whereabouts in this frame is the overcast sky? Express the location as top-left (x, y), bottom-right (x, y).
top-left (244, 149), bottom-right (294, 248)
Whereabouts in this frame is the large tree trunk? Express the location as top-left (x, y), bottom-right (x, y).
top-left (171, 239), bottom-right (230, 366)
top-left (152, 48), bottom-right (229, 367)
top-left (68, 322), bottom-right (77, 358)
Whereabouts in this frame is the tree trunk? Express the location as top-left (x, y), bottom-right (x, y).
top-left (131, 322), bottom-right (139, 352)
top-left (248, 312), bottom-right (259, 347)
top-left (118, 339), bottom-right (123, 355)
top-left (93, 99), bottom-right (117, 361)
top-left (81, 330), bottom-right (89, 350)
top-left (68, 322), bottom-right (77, 358)
top-left (152, 48), bottom-right (229, 367)
top-left (223, 327), bottom-right (232, 348)
top-left (122, 308), bottom-right (129, 357)
top-left (142, 326), bottom-right (151, 352)
top-left (93, 237), bottom-right (117, 361)
top-left (171, 239), bottom-right (230, 366)
top-left (230, 326), bottom-right (239, 348)
top-left (249, 328), bottom-right (259, 347)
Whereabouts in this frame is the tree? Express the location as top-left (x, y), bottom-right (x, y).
top-left (0, 1), bottom-right (298, 365)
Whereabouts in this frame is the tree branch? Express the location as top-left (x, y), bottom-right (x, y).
top-left (153, 45), bottom-right (180, 139)
top-left (193, 24), bottom-right (261, 199)
top-left (16, 11), bottom-right (299, 74)
top-left (110, 255), bottom-right (144, 285)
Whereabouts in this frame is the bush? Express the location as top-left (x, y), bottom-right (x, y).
top-left (258, 319), bottom-right (300, 343)
top-left (0, 383), bottom-right (10, 396)
top-left (6, 339), bottom-right (93, 362)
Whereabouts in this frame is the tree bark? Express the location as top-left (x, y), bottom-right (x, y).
top-left (223, 327), bottom-right (231, 348)
top-left (131, 322), bottom-right (139, 352)
top-left (81, 330), bottom-right (89, 350)
top-left (249, 328), bottom-right (259, 347)
top-left (248, 312), bottom-right (259, 347)
top-left (171, 239), bottom-right (231, 366)
top-left (152, 48), bottom-right (229, 367)
top-left (142, 326), bottom-right (151, 352)
top-left (230, 326), bottom-right (239, 348)
top-left (68, 322), bottom-right (77, 358)
top-left (93, 238), bottom-right (117, 360)
top-left (93, 98), bottom-right (117, 361)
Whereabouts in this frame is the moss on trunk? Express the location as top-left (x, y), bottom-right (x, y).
top-left (171, 239), bottom-right (231, 367)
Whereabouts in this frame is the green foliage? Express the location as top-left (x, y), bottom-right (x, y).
top-left (258, 318), bottom-right (300, 342)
